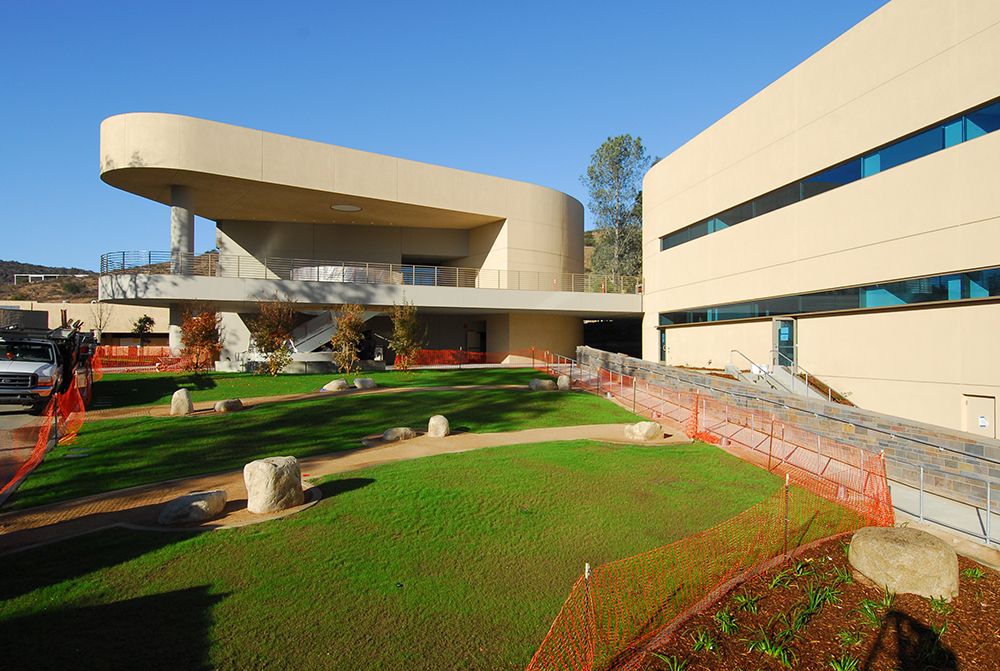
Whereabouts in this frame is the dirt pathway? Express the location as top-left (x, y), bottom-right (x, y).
top-left (0, 404), bottom-right (688, 555)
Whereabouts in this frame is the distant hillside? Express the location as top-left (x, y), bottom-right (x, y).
top-left (0, 260), bottom-right (98, 303)
top-left (0, 260), bottom-right (95, 285)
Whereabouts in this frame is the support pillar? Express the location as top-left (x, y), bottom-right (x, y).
top-left (169, 303), bottom-right (183, 355)
top-left (171, 185), bottom-right (194, 275)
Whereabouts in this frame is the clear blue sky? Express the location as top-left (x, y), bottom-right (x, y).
top-left (1, 0), bottom-right (888, 271)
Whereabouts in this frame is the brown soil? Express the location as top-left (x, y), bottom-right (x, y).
top-left (644, 535), bottom-right (1000, 671)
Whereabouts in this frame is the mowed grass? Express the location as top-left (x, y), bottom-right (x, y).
top-left (0, 439), bottom-right (788, 670)
top-left (4, 387), bottom-right (639, 510)
top-left (93, 368), bottom-right (546, 408)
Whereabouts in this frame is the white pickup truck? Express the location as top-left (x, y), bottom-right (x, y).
top-left (0, 327), bottom-right (91, 411)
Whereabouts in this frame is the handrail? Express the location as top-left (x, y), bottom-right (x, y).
top-left (770, 349), bottom-right (832, 402)
top-left (727, 349), bottom-right (795, 395)
top-left (99, 251), bottom-right (644, 295)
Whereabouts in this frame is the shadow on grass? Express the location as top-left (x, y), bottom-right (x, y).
top-left (317, 477), bottom-right (375, 498)
top-left (94, 373), bottom-right (218, 408)
top-left (0, 527), bottom-right (192, 601)
top-left (2, 584), bottom-right (224, 670)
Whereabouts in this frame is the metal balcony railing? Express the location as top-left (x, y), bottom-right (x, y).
top-left (99, 251), bottom-right (643, 294)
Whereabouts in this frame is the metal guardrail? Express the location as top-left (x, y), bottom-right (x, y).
top-left (99, 251), bottom-right (644, 295)
top-left (588, 351), bottom-right (1000, 545)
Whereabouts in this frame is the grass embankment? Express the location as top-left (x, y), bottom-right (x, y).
top-left (93, 368), bottom-right (545, 408)
top-left (0, 440), bottom-right (787, 670)
top-left (5, 385), bottom-right (637, 510)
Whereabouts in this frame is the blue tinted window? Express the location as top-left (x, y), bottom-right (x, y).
top-left (878, 127), bottom-right (944, 171)
top-left (862, 153), bottom-right (881, 177)
top-left (659, 265), bottom-right (1000, 326)
top-left (966, 100), bottom-right (1000, 139)
top-left (944, 119), bottom-right (963, 147)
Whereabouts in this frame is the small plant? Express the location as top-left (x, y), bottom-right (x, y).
top-left (649, 652), bottom-right (687, 670)
top-left (927, 596), bottom-right (954, 616)
top-left (830, 565), bottom-right (854, 585)
top-left (743, 627), bottom-right (795, 667)
top-left (840, 541), bottom-right (850, 558)
top-left (733, 591), bottom-right (762, 614)
top-left (10, 292), bottom-right (28, 301)
top-left (768, 568), bottom-right (794, 589)
top-left (855, 600), bottom-right (883, 628)
top-left (879, 586), bottom-right (896, 610)
top-left (836, 629), bottom-right (864, 647)
top-left (792, 560), bottom-right (815, 578)
top-left (962, 567), bottom-right (985, 582)
top-left (829, 653), bottom-right (860, 671)
top-left (713, 607), bottom-right (739, 636)
top-left (690, 628), bottom-right (716, 653)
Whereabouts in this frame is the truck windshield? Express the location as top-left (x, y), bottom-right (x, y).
top-left (0, 342), bottom-right (55, 364)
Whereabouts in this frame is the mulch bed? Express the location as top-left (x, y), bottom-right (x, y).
top-left (644, 535), bottom-right (1000, 670)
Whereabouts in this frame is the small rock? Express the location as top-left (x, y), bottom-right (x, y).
top-left (158, 490), bottom-right (227, 525)
top-left (850, 526), bottom-right (959, 600)
top-left (244, 456), bottom-right (305, 514)
top-left (383, 427), bottom-right (416, 442)
top-left (557, 375), bottom-right (572, 391)
top-left (322, 378), bottom-right (350, 391)
top-left (214, 399), bottom-right (243, 413)
top-left (529, 378), bottom-right (557, 391)
top-left (354, 377), bottom-right (377, 390)
top-left (428, 415), bottom-right (450, 437)
top-left (624, 421), bottom-right (663, 441)
top-left (170, 388), bottom-right (193, 415)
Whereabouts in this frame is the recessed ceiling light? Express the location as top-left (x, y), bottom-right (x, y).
top-left (331, 204), bottom-right (362, 212)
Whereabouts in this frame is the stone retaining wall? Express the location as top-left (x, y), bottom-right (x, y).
top-left (578, 346), bottom-right (1000, 513)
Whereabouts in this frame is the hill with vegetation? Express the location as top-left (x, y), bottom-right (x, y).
top-left (0, 260), bottom-right (98, 302)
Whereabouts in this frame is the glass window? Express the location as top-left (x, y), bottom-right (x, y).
top-left (802, 159), bottom-right (862, 198)
top-left (966, 100), bottom-right (1000, 139)
top-left (862, 153), bottom-right (881, 177)
top-left (716, 202), bottom-right (754, 228)
top-left (943, 119), bottom-right (963, 148)
top-left (878, 126), bottom-right (944, 171)
top-left (754, 183), bottom-right (802, 217)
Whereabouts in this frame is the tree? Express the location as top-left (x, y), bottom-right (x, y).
top-left (387, 298), bottom-right (425, 372)
top-left (131, 314), bottom-right (155, 348)
top-left (247, 293), bottom-right (296, 376)
top-left (580, 135), bottom-right (650, 278)
top-left (180, 303), bottom-right (224, 372)
top-left (329, 303), bottom-right (366, 374)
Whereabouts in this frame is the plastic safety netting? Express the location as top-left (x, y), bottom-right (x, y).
top-left (525, 357), bottom-right (894, 671)
top-left (92, 345), bottom-right (183, 373)
top-left (0, 369), bottom-right (90, 505)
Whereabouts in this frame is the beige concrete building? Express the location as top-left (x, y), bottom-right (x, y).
top-left (99, 113), bottom-right (640, 368)
top-left (0, 300), bottom-right (169, 346)
top-left (643, 0), bottom-right (1000, 435)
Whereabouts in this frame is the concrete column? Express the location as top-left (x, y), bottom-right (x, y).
top-left (171, 185), bottom-right (194, 275)
top-left (169, 303), bottom-right (183, 355)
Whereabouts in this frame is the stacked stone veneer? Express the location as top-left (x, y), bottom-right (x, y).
top-left (578, 346), bottom-right (1000, 515)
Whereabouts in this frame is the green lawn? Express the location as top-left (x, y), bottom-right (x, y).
top-left (4, 388), bottom-right (638, 510)
top-left (0, 439), bottom-right (788, 670)
top-left (93, 368), bottom-right (548, 408)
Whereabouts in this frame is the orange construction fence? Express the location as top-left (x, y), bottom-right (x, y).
top-left (525, 354), bottom-right (893, 671)
top-left (92, 345), bottom-right (183, 373)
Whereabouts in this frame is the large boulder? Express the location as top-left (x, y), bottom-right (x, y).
top-left (214, 399), bottom-right (243, 413)
top-left (529, 378), bottom-right (557, 391)
top-left (158, 490), bottom-right (227, 526)
top-left (170, 389), bottom-right (193, 416)
top-left (323, 378), bottom-right (350, 391)
top-left (244, 456), bottom-right (305, 514)
top-left (354, 377), bottom-right (377, 390)
top-left (383, 427), bottom-right (416, 442)
top-left (625, 421), bottom-right (663, 441)
top-left (428, 415), bottom-right (450, 437)
top-left (557, 375), bottom-right (572, 391)
top-left (850, 526), bottom-right (959, 600)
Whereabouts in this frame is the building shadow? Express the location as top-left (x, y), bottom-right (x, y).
top-left (2, 585), bottom-right (225, 670)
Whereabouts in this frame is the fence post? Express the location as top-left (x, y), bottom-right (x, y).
top-left (919, 466), bottom-right (925, 523)
top-left (633, 377), bottom-right (636, 413)
top-left (988, 481), bottom-right (992, 546)
top-left (783, 473), bottom-right (790, 558)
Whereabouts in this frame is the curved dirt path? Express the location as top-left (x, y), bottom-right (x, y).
top-left (0, 388), bottom-right (688, 555)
